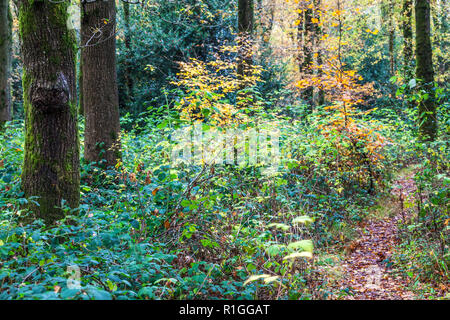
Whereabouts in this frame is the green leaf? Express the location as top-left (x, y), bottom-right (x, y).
top-left (157, 120), bottom-right (168, 129)
top-left (86, 286), bottom-right (112, 300)
top-left (265, 244), bottom-right (285, 257)
top-left (138, 286), bottom-right (155, 298)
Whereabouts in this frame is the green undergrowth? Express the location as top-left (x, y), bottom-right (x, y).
top-left (0, 105), bottom-right (447, 300)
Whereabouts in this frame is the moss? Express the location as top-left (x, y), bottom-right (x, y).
top-left (19, 0), bottom-right (80, 224)
top-left (18, 1), bottom-right (37, 40)
top-left (68, 100), bottom-right (77, 119)
top-left (415, 0), bottom-right (437, 141)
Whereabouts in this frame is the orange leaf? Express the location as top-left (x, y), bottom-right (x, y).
top-left (164, 220), bottom-right (170, 229)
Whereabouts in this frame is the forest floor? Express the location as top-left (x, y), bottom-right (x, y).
top-left (325, 169), bottom-right (419, 300)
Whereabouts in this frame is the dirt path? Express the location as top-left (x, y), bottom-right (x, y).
top-left (332, 171), bottom-right (417, 300)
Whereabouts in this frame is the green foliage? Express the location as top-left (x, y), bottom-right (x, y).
top-left (2, 0), bottom-right (448, 300)
top-left (116, 0), bottom-right (236, 117)
top-left (393, 139), bottom-right (449, 288)
top-left (0, 103), bottom-right (398, 299)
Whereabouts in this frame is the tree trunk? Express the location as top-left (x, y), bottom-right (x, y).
top-left (402, 0), bottom-right (414, 80)
top-left (122, 0), bottom-right (133, 107)
top-left (0, 0), bottom-right (12, 128)
top-left (314, 0), bottom-right (325, 106)
top-left (388, 0), bottom-right (396, 97)
top-left (302, 4), bottom-right (314, 107)
top-left (78, 56), bottom-right (83, 116)
top-left (256, 0), bottom-right (274, 49)
top-left (81, 0), bottom-right (121, 167)
top-left (431, 0), bottom-right (449, 84)
top-left (18, 0), bottom-right (80, 224)
top-left (237, 0), bottom-right (254, 82)
top-left (415, 0), bottom-right (437, 141)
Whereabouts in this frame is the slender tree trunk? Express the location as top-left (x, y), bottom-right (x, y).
top-left (237, 0), bottom-right (254, 84)
top-left (238, 0), bottom-right (254, 45)
top-left (81, 0), bottom-right (121, 167)
top-left (382, 0), bottom-right (396, 97)
top-left (314, 0), bottom-right (325, 106)
top-left (78, 53), bottom-right (83, 116)
top-left (415, 0), bottom-right (437, 141)
top-left (431, 0), bottom-right (449, 84)
top-left (302, 3), bottom-right (314, 107)
top-left (388, 0), bottom-right (396, 97)
top-left (439, 0), bottom-right (449, 84)
top-left (296, 3), bottom-right (304, 73)
top-left (402, 0), bottom-right (414, 80)
top-left (256, 0), bottom-right (274, 49)
top-left (122, 0), bottom-right (133, 107)
top-left (18, 0), bottom-right (80, 223)
top-left (0, 0), bottom-right (12, 128)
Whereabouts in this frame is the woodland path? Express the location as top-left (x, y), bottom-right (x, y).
top-left (332, 171), bottom-right (417, 300)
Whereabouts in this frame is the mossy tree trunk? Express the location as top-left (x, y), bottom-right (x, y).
top-left (81, 0), bottom-right (121, 167)
top-left (402, 0), bottom-right (414, 80)
top-left (415, 0), bottom-right (437, 141)
top-left (0, 0), bottom-right (12, 128)
top-left (17, 0), bottom-right (80, 224)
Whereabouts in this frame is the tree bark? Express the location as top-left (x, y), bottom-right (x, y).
top-left (237, 0), bottom-right (254, 82)
top-left (256, 0), bottom-right (274, 50)
top-left (314, 0), bottom-right (325, 106)
top-left (402, 0), bottom-right (414, 80)
top-left (388, 0), bottom-right (396, 97)
top-left (302, 3), bottom-right (314, 107)
top-left (78, 54), bottom-right (83, 116)
top-left (17, 0), bottom-right (80, 223)
top-left (0, 0), bottom-right (12, 128)
top-left (81, 0), bottom-right (121, 167)
top-left (122, 0), bottom-right (133, 107)
top-left (415, 0), bottom-right (437, 141)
